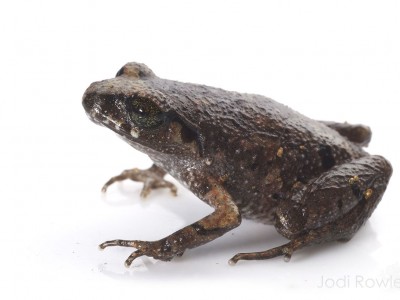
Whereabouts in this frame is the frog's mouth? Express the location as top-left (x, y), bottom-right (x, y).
top-left (82, 90), bottom-right (141, 139)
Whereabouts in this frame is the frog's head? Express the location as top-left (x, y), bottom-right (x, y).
top-left (82, 62), bottom-right (201, 157)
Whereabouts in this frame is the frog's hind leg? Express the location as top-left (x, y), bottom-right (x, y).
top-left (229, 155), bottom-right (392, 264)
top-left (101, 164), bottom-right (177, 198)
top-left (320, 121), bottom-right (371, 147)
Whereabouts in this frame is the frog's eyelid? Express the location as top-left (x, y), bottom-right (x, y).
top-left (115, 63), bottom-right (156, 79)
top-left (115, 67), bottom-right (124, 77)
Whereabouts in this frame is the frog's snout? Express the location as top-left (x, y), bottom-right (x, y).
top-left (82, 83), bottom-right (133, 136)
top-left (82, 85), bottom-right (103, 125)
top-left (82, 90), bottom-right (94, 114)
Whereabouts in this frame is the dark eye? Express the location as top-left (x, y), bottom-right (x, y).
top-left (128, 96), bottom-right (164, 128)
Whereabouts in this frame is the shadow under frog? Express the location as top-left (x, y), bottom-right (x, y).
top-left (82, 62), bottom-right (392, 267)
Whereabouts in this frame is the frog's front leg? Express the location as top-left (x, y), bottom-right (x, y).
top-left (100, 181), bottom-right (241, 267)
top-left (102, 164), bottom-right (177, 198)
top-left (230, 155), bottom-right (392, 264)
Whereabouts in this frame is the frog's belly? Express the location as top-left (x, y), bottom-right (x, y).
top-left (227, 184), bottom-right (278, 224)
top-left (239, 203), bottom-right (276, 224)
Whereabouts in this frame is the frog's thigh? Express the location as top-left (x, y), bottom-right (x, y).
top-left (320, 121), bottom-right (371, 146)
top-left (230, 155), bottom-right (391, 264)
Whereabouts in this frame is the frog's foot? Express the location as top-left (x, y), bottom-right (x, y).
top-left (229, 240), bottom-right (301, 265)
top-left (99, 239), bottom-right (182, 267)
top-left (101, 164), bottom-right (177, 198)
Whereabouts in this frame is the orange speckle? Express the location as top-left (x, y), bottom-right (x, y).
top-left (349, 175), bottom-right (359, 185)
top-left (364, 188), bottom-right (373, 200)
top-left (277, 147), bottom-right (284, 158)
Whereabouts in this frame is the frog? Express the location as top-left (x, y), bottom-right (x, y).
top-left (82, 62), bottom-right (392, 267)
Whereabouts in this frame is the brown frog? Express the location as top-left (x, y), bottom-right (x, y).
top-left (82, 62), bottom-right (392, 267)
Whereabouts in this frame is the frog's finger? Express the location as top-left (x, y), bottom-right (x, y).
top-left (140, 178), bottom-right (178, 198)
top-left (125, 250), bottom-right (144, 267)
top-left (99, 239), bottom-right (141, 249)
top-left (101, 173), bottom-right (131, 192)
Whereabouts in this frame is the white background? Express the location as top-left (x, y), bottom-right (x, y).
top-left (1, 0), bottom-right (399, 299)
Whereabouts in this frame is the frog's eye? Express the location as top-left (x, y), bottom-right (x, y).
top-left (128, 97), bottom-right (164, 129)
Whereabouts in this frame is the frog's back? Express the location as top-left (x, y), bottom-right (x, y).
top-left (156, 77), bottom-right (365, 160)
